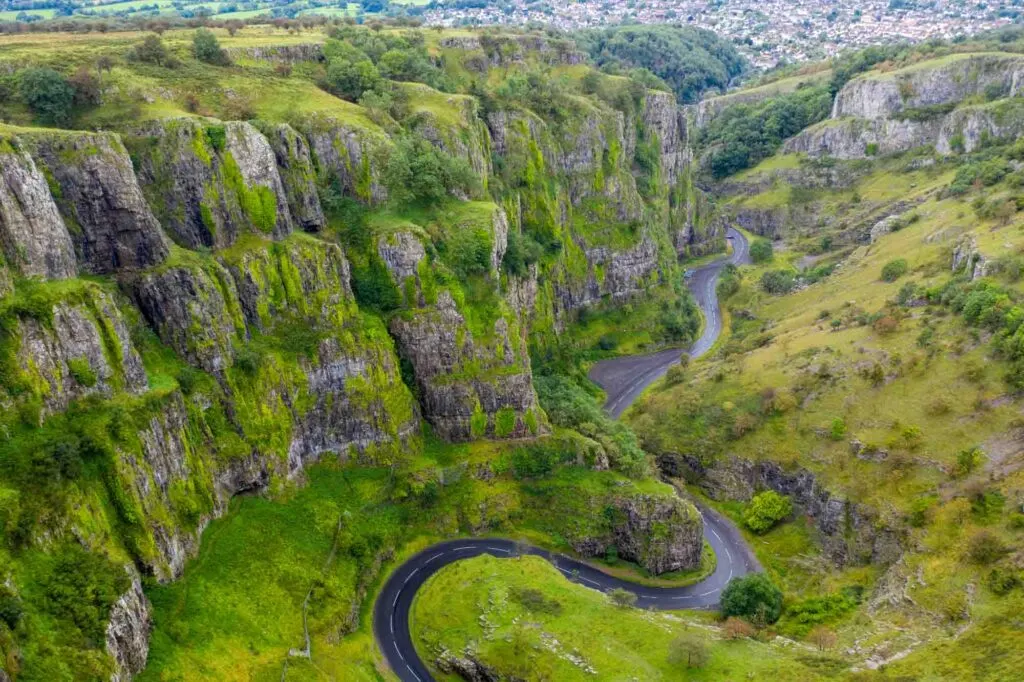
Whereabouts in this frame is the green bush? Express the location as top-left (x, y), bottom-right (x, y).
top-left (880, 258), bottom-right (908, 282)
top-left (779, 587), bottom-right (861, 637)
top-left (193, 28), bottom-right (231, 66)
top-left (325, 57), bottom-right (381, 102)
top-left (750, 238), bottom-right (774, 264)
top-left (40, 544), bottom-right (131, 644)
top-left (720, 573), bottom-right (783, 624)
top-left (19, 66), bottom-right (75, 125)
top-left (742, 490), bottom-right (792, 534)
top-left (760, 269), bottom-right (796, 294)
top-left (383, 134), bottom-right (478, 206)
top-left (129, 34), bottom-right (172, 67)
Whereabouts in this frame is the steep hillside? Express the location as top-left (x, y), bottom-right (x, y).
top-left (629, 51), bottom-right (1024, 680)
top-left (0, 24), bottom-right (722, 681)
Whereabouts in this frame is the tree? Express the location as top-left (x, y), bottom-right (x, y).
top-left (608, 588), bottom-right (637, 608)
top-left (19, 67), bottom-right (75, 125)
top-left (760, 269), bottom-right (796, 294)
top-left (383, 134), bottom-right (477, 206)
top-left (742, 490), bottom-right (792, 534)
top-left (720, 573), bottom-right (783, 625)
top-left (667, 634), bottom-right (709, 669)
top-left (131, 34), bottom-right (170, 66)
top-left (967, 529), bottom-right (1009, 565)
top-left (325, 57), bottom-right (381, 102)
top-left (750, 238), bottom-right (774, 264)
top-left (193, 28), bottom-right (231, 66)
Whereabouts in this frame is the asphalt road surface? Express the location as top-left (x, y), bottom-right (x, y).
top-left (589, 227), bottom-right (752, 417)
top-left (373, 228), bottom-right (757, 682)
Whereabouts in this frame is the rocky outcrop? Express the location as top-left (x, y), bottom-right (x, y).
top-left (302, 117), bottom-right (389, 204)
top-left (665, 454), bottom-right (904, 567)
top-left (935, 100), bottom-right (1024, 154)
top-left (554, 235), bottom-right (663, 317)
top-left (129, 261), bottom-right (244, 373)
top-left (952, 235), bottom-right (988, 280)
top-left (259, 122), bottom-right (325, 232)
top-left (19, 131), bottom-right (169, 273)
top-left (833, 53), bottom-right (1024, 120)
top-left (378, 230), bottom-right (427, 304)
top-left (784, 117), bottom-right (938, 159)
top-left (389, 290), bottom-right (544, 441)
top-left (612, 494), bottom-right (703, 573)
top-left (435, 650), bottom-right (501, 682)
top-left (643, 91), bottom-right (690, 188)
top-left (106, 573), bottom-right (151, 682)
top-left (128, 118), bottom-right (292, 249)
top-left (0, 140), bottom-right (77, 280)
top-left (14, 290), bottom-right (147, 417)
top-left (227, 43), bottom-right (323, 63)
top-left (870, 215), bottom-right (903, 243)
top-left (409, 87), bottom-right (492, 191)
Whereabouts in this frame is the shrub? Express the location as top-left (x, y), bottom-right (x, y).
top-left (19, 67), bottom-right (75, 125)
top-left (880, 259), bottom-right (908, 282)
top-left (750, 238), bottom-right (774, 264)
top-left (829, 418), bottom-right (846, 441)
top-left (720, 573), bottom-right (783, 624)
top-left (954, 446), bottom-right (985, 478)
top-left (40, 544), bottom-right (130, 644)
top-left (722, 616), bottom-right (755, 639)
top-left (760, 269), bottom-right (796, 295)
top-left (986, 567), bottom-right (1021, 595)
top-left (742, 490), bottom-right (792, 534)
top-left (808, 625), bottom-right (838, 651)
top-left (966, 529), bottom-right (1009, 564)
top-left (511, 586), bottom-right (562, 614)
top-left (193, 28), bottom-right (230, 66)
top-left (608, 587), bottom-right (637, 608)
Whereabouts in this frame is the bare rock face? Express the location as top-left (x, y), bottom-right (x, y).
top-left (435, 650), bottom-right (502, 682)
top-left (15, 290), bottom-right (147, 417)
top-left (554, 235), bottom-right (662, 317)
top-left (833, 54), bottom-right (1024, 120)
top-left (642, 91), bottom-right (690, 188)
top-left (952, 235), bottom-right (988, 280)
top-left (129, 262), bottom-right (245, 373)
top-left (19, 131), bottom-right (169, 273)
top-left (378, 230), bottom-right (427, 304)
top-left (667, 454), bottom-right (904, 567)
top-left (226, 43), bottom-right (323, 64)
top-left (785, 117), bottom-right (938, 159)
top-left (389, 290), bottom-right (545, 441)
top-left (259, 122), bottom-right (325, 232)
top-left (936, 101), bottom-right (1024, 154)
top-left (0, 140), bottom-right (77, 279)
top-left (612, 493), bottom-right (704, 574)
top-left (106, 573), bottom-right (152, 682)
top-left (128, 118), bottom-right (292, 249)
top-left (302, 117), bottom-right (389, 204)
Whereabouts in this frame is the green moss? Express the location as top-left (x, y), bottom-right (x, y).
top-left (470, 401), bottom-right (488, 438)
top-left (66, 357), bottom-right (97, 388)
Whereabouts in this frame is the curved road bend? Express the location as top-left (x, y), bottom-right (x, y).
top-left (589, 227), bottom-right (751, 418)
top-left (374, 227), bottom-right (757, 682)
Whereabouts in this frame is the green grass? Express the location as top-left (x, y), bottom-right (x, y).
top-left (411, 554), bottom-right (835, 681)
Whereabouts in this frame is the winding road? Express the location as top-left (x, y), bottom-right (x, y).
top-left (373, 227), bottom-right (756, 682)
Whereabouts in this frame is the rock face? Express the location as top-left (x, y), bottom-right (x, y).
top-left (612, 494), bottom-right (703, 573)
top-left (785, 117), bottom-right (938, 159)
top-left (787, 54), bottom-right (1024, 159)
top-left (665, 454), bottom-right (904, 567)
top-left (129, 261), bottom-right (244, 373)
top-left (643, 91), bottom-right (690, 187)
top-left (0, 140), bottom-right (77, 280)
top-left (952, 235), bottom-right (988, 280)
top-left (833, 53), bottom-right (1024, 120)
top-left (128, 118), bottom-right (292, 249)
top-left (302, 117), bottom-right (389, 204)
top-left (15, 291), bottom-right (147, 416)
top-left (259, 122), bottom-right (325, 232)
top-left (106, 574), bottom-right (152, 682)
top-left (390, 290), bottom-right (544, 441)
top-left (20, 131), bottom-right (169, 273)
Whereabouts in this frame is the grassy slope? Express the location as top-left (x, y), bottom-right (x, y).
top-left (411, 554), bottom-right (832, 681)
top-left (629, 150), bottom-right (1024, 678)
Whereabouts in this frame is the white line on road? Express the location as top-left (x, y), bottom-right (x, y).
top-left (487, 546), bottom-right (510, 553)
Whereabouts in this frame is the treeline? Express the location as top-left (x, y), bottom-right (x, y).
top-left (575, 24), bottom-right (747, 104)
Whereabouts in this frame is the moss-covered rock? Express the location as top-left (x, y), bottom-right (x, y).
top-left (0, 136), bottom-right (77, 280)
top-left (257, 122), bottom-right (325, 232)
top-left (18, 129), bottom-right (169, 274)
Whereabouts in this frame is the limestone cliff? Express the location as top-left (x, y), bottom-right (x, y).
top-left (0, 139), bottom-right (77, 280)
top-left (19, 130), bottom-right (169, 273)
